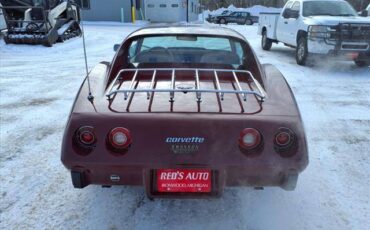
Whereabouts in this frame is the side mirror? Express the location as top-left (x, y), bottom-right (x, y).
top-left (283, 9), bottom-right (291, 19)
top-left (291, 10), bottom-right (299, 19)
top-left (360, 10), bottom-right (368, 17)
top-left (113, 44), bottom-right (120, 52)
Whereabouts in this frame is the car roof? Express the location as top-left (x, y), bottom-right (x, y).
top-left (126, 24), bottom-right (246, 41)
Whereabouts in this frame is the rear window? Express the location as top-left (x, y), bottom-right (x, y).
top-left (140, 36), bottom-right (232, 51)
top-left (128, 35), bottom-right (245, 66)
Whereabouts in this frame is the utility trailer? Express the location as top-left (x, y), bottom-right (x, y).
top-left (0, 0), bottom-right (81, 46)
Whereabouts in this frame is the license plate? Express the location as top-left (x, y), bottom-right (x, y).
top-left (156, 169), bottom-right (212, 193)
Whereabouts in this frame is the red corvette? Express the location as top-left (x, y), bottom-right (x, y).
top-left (61, 25), bottom-right (309, 198)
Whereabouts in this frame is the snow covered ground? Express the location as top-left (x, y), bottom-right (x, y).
top-left (0, 22), bottom-right (369, 230)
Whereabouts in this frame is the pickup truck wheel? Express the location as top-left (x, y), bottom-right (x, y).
top-left (296, 37), bottom-right (308, 66)
top-left (245, 19), bottom-right (253, 25)
top-left (354, 60), bottom-right (370, 67)
top-left (219, 18), bottom-right (226, 24)
top-left (261, 31), bottom-right (272, 51)
top-left (4, 36), bottom-right (10, 44)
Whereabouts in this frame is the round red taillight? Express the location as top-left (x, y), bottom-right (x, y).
top-left (275, 132), bottom-right (291, 146)
top-left (109, 127), bottom-right (132, 149)
top-left (239, 128), bottom-right (262, 150)
top-left (76, 126), bottom-right (96, 147)
top-left (274, 128), bottom-right (296, 154)
top-left (80, 131), bottom-right (94, 145)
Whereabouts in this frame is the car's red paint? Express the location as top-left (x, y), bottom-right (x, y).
top-left (61, 25), bottom-right (308, 198)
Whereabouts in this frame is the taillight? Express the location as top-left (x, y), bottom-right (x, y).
top-left (239, 128), bottom-right (262, 150)
top-left (76, 126), bottom-right (96, 147)
top-left (108, 127), bottom-right (132, 149)
top-left (275, 132), bottom-right (291, 146)
top-left (274, 128), bottom-right (296, 154)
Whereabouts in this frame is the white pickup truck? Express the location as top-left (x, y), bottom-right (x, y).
top-left (258, 0), bottom-right (370, 67)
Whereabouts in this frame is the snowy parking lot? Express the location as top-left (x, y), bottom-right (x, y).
top-left (0, 23), bottom-right (369, 230)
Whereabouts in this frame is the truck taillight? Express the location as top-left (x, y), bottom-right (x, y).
top-left (76, 126), bottom-right (96, 147)
top-left (239, 128), bottom-right (262, 150)
top-left (274, 128), bottom-right (296, 155)
top-left (109, 127), bottom-right (132, 149)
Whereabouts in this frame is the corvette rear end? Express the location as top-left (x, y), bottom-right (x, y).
top-left (61, 25), bottom-right (308, 198)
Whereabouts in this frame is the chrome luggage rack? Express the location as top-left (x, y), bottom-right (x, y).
top-left (106, 68), bottom-right (266, 103)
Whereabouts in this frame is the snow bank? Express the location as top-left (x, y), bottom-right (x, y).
top-left (202, 4), bottom-right (282, 18)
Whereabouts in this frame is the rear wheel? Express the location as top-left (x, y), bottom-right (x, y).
top-left (245, 19), bottom-right (253, 25)
top-left (44, 41), bottom-right (53, 47)
top-left (354, 53), bottom-right (370, 67)
top-left (354, 60), bottom-right (370, 67)
top-left (296, 37), bottom-right (308, 66)
top-left (219, 18), bottom-right (226, 24)
top-left (3, 35), bottom-right (10, 44)
top-left (261, 31), bottom-right (272, 51)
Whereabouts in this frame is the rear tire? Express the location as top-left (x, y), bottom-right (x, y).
top-left (354, 60), bottom-right (370, 67)
top-left (296, 37), bottom-right (308, 66)
top-left (3, 35), bottom-right (10, 44)
top-left (261, 31), bottom-right (272, 51)
top-left (281, 173), bottom-right (298, 191)
top-left (354, 53), bottom-right (370, 67)
top-left (43, 39), bottom-right (53, 47)
top-left (245, 19), bottom-right (253, 25)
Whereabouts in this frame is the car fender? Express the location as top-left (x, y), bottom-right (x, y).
top-left (261, 64), bottom-right (301, 117)
top-left (71, 62), bottom-right (110, 114)
top-left (261, 64), bottom-right (309, 170)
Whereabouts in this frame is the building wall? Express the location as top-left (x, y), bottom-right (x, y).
top-left (145, 0), bottom-right (183, 22)
top-left (187, 0), bottom-right (199, 21)
top-left (81, 0), bottom-right (132, 22)
top-left (144, 0), bottom-right (199, 23)
top-left (80, 0), bottom-right (199, 23)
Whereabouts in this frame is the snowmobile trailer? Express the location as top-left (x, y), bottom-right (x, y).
top-left (0, 0), bottom-right (81, 46)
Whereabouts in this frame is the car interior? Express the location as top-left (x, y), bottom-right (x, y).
top-left (134, 47), bottom-right (241, 65)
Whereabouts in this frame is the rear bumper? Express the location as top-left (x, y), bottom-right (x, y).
top-left (62, 112), bottom-right (309, 198)
top-left (68, 161), bottom-right (307, 198)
